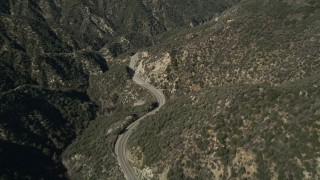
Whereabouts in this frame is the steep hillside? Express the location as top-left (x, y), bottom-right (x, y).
top-left (126, 0), bottom-right (320, 179)
top-left (135, 0), bottom-right (320, 94)
top-left (129, 74), bottom-right (320, 179)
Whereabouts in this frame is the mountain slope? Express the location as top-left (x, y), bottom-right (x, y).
top-left (129, 74), bottom-right (320, 179)
top-left (126, 0), bottom-right (320, 179)
top-left (1, 0), bottom-right (240, 179)
top-left (136, 0), bottom-right (320, 94)
top-left (3, 0), bottom-right (319, 179)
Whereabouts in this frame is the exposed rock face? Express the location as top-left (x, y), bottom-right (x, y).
top-left (136, 52), bottom-right (171, 81)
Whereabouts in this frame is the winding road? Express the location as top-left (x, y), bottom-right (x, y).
top-left (115, 54), bottom-right (166, 180)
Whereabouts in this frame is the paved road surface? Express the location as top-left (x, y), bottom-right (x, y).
top-left (115, 54), bottom-right (166, 180)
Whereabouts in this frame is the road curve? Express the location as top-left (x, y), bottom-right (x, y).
top-left (115, 54), bottom-right (166, 180)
